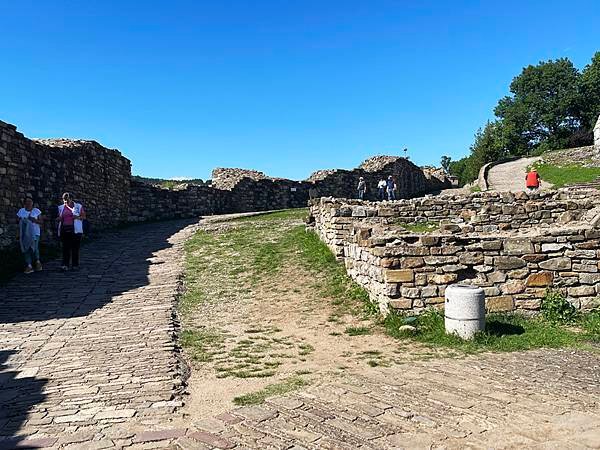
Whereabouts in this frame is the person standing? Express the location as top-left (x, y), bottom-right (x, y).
top-left (16, 196), bottom-right (43, 274)
top-left (386, 176), bottom-right (396, 200)
top-left (57, 192), bottom-right (86, 271)
top-left (377, 179), bottom-right (386, 201)
top-left (357, 177), bottom-right (366, 200)
top-left (525, 168), bottom-right (541, 191)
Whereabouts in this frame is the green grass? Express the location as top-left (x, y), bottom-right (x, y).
top-left (533, 162), bottom-right (600, 188)
top-left (232, 376), bottom-right (310, 406)
top-left (393, 221), bottom-right (439, 233)
top-left (384, 308), bottom-right (599, 354)
top-left (344, 326), bottom-right (372, 336)
top-left (180, 328), bottom-right (226, 362)
top-left (470, 186), bottom-right (482, 193)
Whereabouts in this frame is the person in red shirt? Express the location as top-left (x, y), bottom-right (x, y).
top-left (525, 168), bottom-right (541, 191)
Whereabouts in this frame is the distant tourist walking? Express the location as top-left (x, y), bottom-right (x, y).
top-left (357, 177), bottom-right (366, 200)
top-left (377, 179), bottom-right (386, 201)
top-left (525, 168), bottom-right (541, 191)
top-left (386, 176), bottom-right (396, 200)
top-left (57, 193), bottom-right (85, 271)
top-left (16, 196), bottom-right (43, 274)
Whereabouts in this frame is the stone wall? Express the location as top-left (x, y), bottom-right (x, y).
top-left (1, 119), bottom-right (453, 251)
top-left (343, 226), bottom-right (600, 315)
top-left (594, 114), bottom-right (600, 148)
top-left (128, 181), bottom-right (227, 222)
top-left (307, 156), bottom-right (450, 200)
top-left (0, 120), bottom-right (131, 247)
top-left (310, 189), bottom-right (600, 257)
top-left (309, 190), bottom-right (600, 314)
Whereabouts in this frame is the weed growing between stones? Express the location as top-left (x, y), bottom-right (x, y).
top-left (541, 288), bottom-right (579, 324)
top-left (384, 308), bottom-right (599, 353)
top-left (232, 376), bottom-right (310, 406)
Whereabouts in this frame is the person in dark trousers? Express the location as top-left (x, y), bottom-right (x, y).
top-left (57, 192), bottom-right (86, 271)
top-left (386, 176), bottom-right (396, 200)
top-left (377, 179), bottom-right (386, 201)
top-left (525, 168), bottom-right (541, 191)
top-left (357, 177), bottom-right (366, 200)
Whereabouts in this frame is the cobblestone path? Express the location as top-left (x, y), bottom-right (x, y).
top-left (0, 220), bottom-right (198, 448)
top-left (1, 218), bottom-right (599, 449)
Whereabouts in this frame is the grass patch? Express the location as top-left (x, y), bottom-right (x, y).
top-left (384, 308), bottom-right (598, 354)
top-left (232, 376), bottom-right (310, 406)
top-left (180, 329), bottom-right (226, 362)
top-left (533, 162), bottom-right (600, 188)
top-left (470, 186), bottom-right (482, 193)
top-left (393, 221), bottom-right (438, 233)
top-left (345, 326), bottom-right (371, 336)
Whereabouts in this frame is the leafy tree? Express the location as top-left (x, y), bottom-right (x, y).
top-left (494, 58), bottom-right (582, 152)
top-left (579, 51), bottom-right (600, 130)
top-left (440, 155), bottom-right (452, 173)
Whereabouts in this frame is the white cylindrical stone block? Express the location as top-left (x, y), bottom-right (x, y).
top-left (444, 284), bottom-right (485, 340)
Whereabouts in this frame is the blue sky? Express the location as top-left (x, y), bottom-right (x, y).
top-left (2, 1), bottom-right (599, 180)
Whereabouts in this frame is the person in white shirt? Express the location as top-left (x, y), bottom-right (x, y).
top-left (16, 196), bottom-right (43, 274)
top-left (377, 179), bottom-right (386, 201)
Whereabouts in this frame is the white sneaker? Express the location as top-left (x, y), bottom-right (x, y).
top-left (24, 265), bottom-right (34, 274)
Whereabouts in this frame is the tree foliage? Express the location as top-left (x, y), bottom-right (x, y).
top-left (449, 52), bottom-right (600, 185)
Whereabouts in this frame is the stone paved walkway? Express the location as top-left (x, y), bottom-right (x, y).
top-left (1, 218), bottom-right (599, 449)
top-left (0, 220), bottom-right (198, 448)
top-left (487, 157), bottom-right (552, 192)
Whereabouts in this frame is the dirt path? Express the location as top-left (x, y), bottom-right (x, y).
top-left (177, 212), bottom-right (600, 449)
top-left (487, 157), bottom-right (552, 191)
top-left (181, 214), bottom-right (435, 420)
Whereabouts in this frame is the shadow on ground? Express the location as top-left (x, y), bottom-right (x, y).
top-left (0, 219), bottom-right (196, 324)
top-left (0, 350), bottom-right (48, 442)
top-left (0, 219), bottom-right (195, 440)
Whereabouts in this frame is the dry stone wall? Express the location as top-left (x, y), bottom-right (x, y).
top-left (310, 190), bottom-right (600, 314)
top-left (128, 181), bottom-right (227, 222)
top-left (0, 120), bottom-right (131, 247)
top-left (0, 119), bottom-right (452, 251)
top-left (310, 190), bottom-right (600, 257)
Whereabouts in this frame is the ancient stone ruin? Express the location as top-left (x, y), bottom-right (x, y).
top-left (0, 120), bottom-right (451, 248)
top-left (594, 114), bottom-right (600, 149)
top-left (309, 190), bottom-right (600, 315)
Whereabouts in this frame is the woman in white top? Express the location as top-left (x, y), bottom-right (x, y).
top-left (16, 196), bottom-right (43, 274)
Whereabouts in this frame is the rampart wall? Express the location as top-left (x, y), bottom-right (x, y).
top-left (0, 121), bottom-right (131, 247)
top-left (309, 190), bottom-right (600, 315)
top-left (1, 119), bottom-right (451, 250)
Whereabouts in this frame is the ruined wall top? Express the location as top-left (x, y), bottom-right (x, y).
top-left (211, 167), bottom-right (271, 190)
top-left (594, 114), bottom-right (600, 148)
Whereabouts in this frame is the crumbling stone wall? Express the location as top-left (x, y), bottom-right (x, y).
top-left (1, 119), bottom-right (452, 251)
top-left (344, 227), bottom-right (600, 314)
top-left (310, 190), bottom-right (600, 257)
top-left (310, 190), bottom-right (600, 314)
top-left (307, 156), bottom-right (450, 200)
top-left (0, 120), bottom-right (131, 247)
top-left (127, 181), bottom-right (227, 222)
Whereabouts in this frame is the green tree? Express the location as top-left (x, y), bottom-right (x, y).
top-left (494, 58), bottom-right (582, 152)
top-left (579, 51), bottom-right (600, 130)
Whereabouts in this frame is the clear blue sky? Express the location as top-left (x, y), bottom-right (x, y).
top-left (2, 1), bottom-right (599, 180)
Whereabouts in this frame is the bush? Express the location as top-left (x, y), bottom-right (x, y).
top-left (541, 289), bottom-right (577, 324)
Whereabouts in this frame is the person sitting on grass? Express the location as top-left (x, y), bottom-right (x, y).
top-left (16, 196), bottom-right (43, 274)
